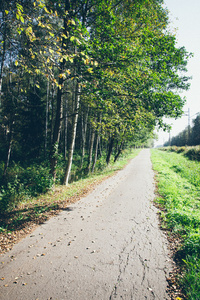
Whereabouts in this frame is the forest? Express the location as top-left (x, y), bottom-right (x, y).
top-left (164, 113), bottom-right (200, 147)
top-left (0, 0), bottom-right (191, 208)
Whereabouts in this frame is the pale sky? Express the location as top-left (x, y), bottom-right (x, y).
top-left (155, 0), bottom-right (200, 146)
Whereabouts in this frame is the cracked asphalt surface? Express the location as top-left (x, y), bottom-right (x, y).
top-left (0, 149), bottom-right (172, 300)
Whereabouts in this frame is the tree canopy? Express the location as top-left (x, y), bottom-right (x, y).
top-left (0, 0), bottom-right (191, 183)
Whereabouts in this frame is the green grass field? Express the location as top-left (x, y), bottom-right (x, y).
top-left (151, 149), bottom-right (200, 300)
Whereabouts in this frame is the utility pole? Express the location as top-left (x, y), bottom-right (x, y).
top-left (168, 129), bottom-right (171, 146)
top-left (183, 108), bottom-right (190, 143)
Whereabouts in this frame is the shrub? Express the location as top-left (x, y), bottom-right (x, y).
top-left (184, 148), bottom-right (200, 161)
top-left (0, 163), bottom-right (53, 212)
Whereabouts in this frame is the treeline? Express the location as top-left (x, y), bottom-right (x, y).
top-left (164, 114), bottom-right (200, 147)
top-left (0, 0), bottom-right (190, 188)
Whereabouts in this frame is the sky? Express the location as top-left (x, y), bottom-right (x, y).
top-left (154, 0), bottom-right (200, 146)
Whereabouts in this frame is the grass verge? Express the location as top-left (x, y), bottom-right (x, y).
top-left (0, 148), bottom-right (140, 254)
top-left (151, 149), bottom-right (200, 300)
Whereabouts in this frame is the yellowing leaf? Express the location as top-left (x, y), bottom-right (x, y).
top-left (20, 15), bottom-right (24, 23)
top-left (15, 60), bottom-right (18, 66)
top-left (44, 7), bottom-right (49, 13)
top-left (88, 68), bottom-right (93, 73)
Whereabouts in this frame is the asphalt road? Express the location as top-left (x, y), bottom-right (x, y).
top-left (0, 149), bottom-right (172, 300)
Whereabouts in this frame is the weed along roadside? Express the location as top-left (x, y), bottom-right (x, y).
top-left (0, 149), bottom-right (140, 254)
top-left (151, 148), bottom-right (200, 300)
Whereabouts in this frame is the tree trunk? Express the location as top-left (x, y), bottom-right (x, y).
top-left (114, 140), bottom-right (125, 162)
top-left (63, 97), bottom-right (68, 160)
top-left (87, 121), bottom-right (95, 173)
top-left (81, 106), bottom-right (89, 168)
top-left (3, 122), bottom-right (13, 177)
top-left (106, 136), bottom-right (115, 165)
top-left (63, 82), bottom-right (80, 185)
top-left (50, 83), bottom-right (55, 146)
top-left (50, 76), bottom-right (63, 180)
top-left (49, 2), bottom-right (70, 180)
top-left (91, 113), bottom-right (101, 172)
top-left (91, 133), bottom-right (100, 173)
top-left (0, 14), bottom-right (6, 105)
top-left (44, 79), bottom-right (49, 158)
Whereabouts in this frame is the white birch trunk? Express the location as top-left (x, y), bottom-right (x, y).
top-left (63, 82), bottom-right (80, 185)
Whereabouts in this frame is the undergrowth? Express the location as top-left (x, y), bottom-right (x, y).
top-left (151, 149), bottom-right (200, 300)
top-left (161, 145), bottom-right (200, 162)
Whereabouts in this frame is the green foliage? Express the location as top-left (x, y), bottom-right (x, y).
top-left (181, 256), bottom-right (200, 300)
top-left (21, 164), bottom-right (54, 195)
top-left (0, 163), bottom-right (53, 212)
top-left (0, 175), bottom-right (24, 212)
top-left (0, 1), bottom-right (192, 205)
top-left (185, 147), bottom-right (200, 161)
top-left (151, 149), bottom-right (200, 299)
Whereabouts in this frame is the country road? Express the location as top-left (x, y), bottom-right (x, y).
top-left (0, 149), bottom-right (172, 300)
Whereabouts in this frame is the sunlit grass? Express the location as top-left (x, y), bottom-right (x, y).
top-left (151, 149), bottom-right (200, 299)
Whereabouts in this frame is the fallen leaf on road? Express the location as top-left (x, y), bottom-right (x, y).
top-left (1, 277), bottom-right (5, 280)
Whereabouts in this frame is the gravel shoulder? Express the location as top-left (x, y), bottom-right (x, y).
top-left (0, 149), bottom-right (172, 300)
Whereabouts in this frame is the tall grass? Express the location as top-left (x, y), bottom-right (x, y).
top-left (151, 149), bottom-right (200, 299)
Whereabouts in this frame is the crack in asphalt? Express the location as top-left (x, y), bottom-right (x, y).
top-left (109, 232), bottom-right (136, 300)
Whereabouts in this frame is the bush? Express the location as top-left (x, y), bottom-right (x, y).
top-left (161, 146), bottom-right (200, 161)
top-left (0, 175), bottom-right (25, 212)
top-left (184, 147), bottom-right (200, 161)
top-left (0, 163), bottom-right (53, 212)
top-left (176, 146), bottom-right (186, 153)
top-left (21, 164), bottom-right (54, 196)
